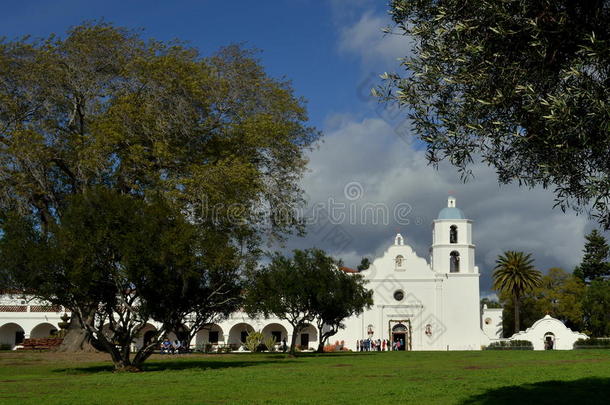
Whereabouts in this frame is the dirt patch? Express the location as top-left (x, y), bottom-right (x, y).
top-left (463, 365), bottom-right (501, 370)
top-left (0, 351), bottom-right (109, 364)
top-left (363, 374), bottom-right (394, 378)
top-left (330, 363), bottom-right (352, 368)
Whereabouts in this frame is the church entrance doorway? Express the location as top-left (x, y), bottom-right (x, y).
top-left (390, 320), bottom-right (411, 351)
top-left (392, 332), bottom-right (406, 351)
top-left (300, 333), bottom-right (309, 348)
top-left (544, 332), bottom-right (555, 350)
top-left (389, 321), bottom-right (411, 351)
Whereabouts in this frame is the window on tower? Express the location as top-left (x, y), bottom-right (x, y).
top-left (450, 251), bottom-right (460, 273)
top-left (450, 225), bottom-right (458, 244)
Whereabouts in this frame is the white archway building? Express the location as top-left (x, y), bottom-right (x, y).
top-left (3, 197), bottom-right (586, 352)
top-left (509, 315), bottom-right (589, 350)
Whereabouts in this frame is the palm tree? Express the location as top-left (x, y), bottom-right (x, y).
top-left (492, 251), bottom-right (542, 333)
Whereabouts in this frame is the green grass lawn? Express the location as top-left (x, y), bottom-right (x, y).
top-left (0, 350), bottom-right (609, 405)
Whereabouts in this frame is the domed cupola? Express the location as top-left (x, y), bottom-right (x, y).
top-left (437, 196), bottom-right (465, 220)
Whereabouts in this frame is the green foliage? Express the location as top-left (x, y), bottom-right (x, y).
top-left (533, 268), bottom-right (586, 331)
top-left (263, 336), bottom-right (277, 352)
top-left (245, 248), bottom-right (370, 355)
top-left (382, 1), bottom-right (610, 228)
top-left (582, 280), bottom-right (610, 337)
top-left (497, 291), bottom-right (541, 338)
top-left (574, 230), bottom-right (610, 282)
top-left (498, 268), bottom-right (585, 337)
top-left (0, 21), bottom-right (318, 282)
top-left (493, 251), bottom-right (542, 333)
top-left (0, 188), bottom-right (241, 370)
top-left (493, 252), bottom-right (542, 298)
top-left (574, 337), bottom-right (610, 349)
top-left (486, 340), bottom-right (533, 350)
top-left (480, 298), bottom-right (502, 309)
top-left (244, 330), bottom-right (264, 353)
top-left (311, 260), bottom-right (373, 352)
top-left (244, 249), bottom-right (320, 354)
top-left (0, 21), bottom-right (317, 364)
top-left (357, 257), bottom-right (371, 271)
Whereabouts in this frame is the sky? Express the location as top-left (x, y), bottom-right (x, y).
top-left (1, 0), bottom-right (604, 297)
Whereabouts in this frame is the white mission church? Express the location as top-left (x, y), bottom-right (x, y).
top-left (0, 197), bottom-right (586, 351)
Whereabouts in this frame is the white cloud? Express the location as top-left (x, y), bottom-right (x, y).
top-left (284, 116), bottom-right (593, 297)
top-left (337, 11), bottom-right (412, 70)
top-left (277, 4), bottom-right (602, 299)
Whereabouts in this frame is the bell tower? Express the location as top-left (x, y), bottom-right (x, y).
top-left (431, 196), bottom-right (476, 274)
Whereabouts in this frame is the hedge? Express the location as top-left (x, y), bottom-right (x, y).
top-left (486, 340), bottom-right (533, 350)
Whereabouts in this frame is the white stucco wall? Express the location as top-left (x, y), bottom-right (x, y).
top-left (1, 197), bottom-right (493, 352)
top-left (481, 306), bottom-right (503, 339)
top-left (509, 315), bottom-right (589, 350)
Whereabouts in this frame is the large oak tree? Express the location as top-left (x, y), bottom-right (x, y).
top-left (381, 0), bottom-right (610, 228)
top-left (0, 22), bottom-right (319, 350)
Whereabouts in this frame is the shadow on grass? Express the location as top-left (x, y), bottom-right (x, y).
top-left (51, 351), bottom-right (378, 374)
top-left (460, 378), bottom-right (610, 405)
top-left (293, 351), bottom-right (378, 358)
top-left (53, 356), bottom-right (297, 374)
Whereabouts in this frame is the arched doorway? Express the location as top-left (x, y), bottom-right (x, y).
top-left (166, 324), bottom-right (190, 347)
top-left (228, 323), bottom-right (254, 347)
top-left (544, 332), bottom-right (555, 350)
top-left (297, 324), bottom-right (317, 350)
top-left (261, 323), bottom-right (288, 348)
top-left (0, 323), bottom-right (25, 348)
top-left (30, 323), bottom-right (58, 339)
top-left (391, 323), bottom-right (409, 351)
top-left (195, 324), bottom-right (225, 347)
top-left (134, 323), bottom-right (158, 350)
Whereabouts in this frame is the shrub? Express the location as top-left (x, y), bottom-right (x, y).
top-left (263, 336), bottom-right (277, 352)
top-left (0, 344), bottom-right (11, 351)
top-left (244, 331), bottom-right (264, 352)
top-left (323, 341), bottom-right (348, 352)
top-left (486, 340), bottom-right (533, 350)
top-left (323, 344), bottom-right (337, 353)
top-left (574, 337), bottom-right (610, 349)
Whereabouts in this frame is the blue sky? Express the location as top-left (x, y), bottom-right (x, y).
top-left (2, 1), bottom-right (602, 295)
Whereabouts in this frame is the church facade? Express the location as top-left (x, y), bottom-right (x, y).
top-left (1, 197), bottom-right (497, 351)
top-left (335, 196), bottom-right (484, 350)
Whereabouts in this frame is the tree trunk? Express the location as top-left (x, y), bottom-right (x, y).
top-left (316, 324), bottom-right (324, 353)
top-left (289, 325), bottom-right (299, 355)
top-left (132, 344), bottom-right (156, 369)
top-left (513, 293), bottom-right (520, 334)
top-left (57, 315), bottom-right (99, 352)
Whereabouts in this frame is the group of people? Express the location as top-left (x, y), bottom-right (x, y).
top-left (160, 338), bottom-right (188, 354)
top-left (357, 338), bottom-right (404, 351)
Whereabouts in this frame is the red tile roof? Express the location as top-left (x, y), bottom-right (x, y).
top-left (340, 266), bottom-right (359, 274)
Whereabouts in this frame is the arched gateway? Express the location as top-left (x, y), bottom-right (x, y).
top-left (390, 321), bottom-right (411, 351)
